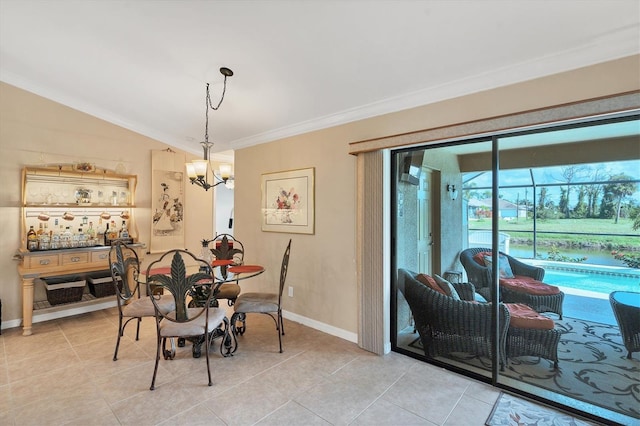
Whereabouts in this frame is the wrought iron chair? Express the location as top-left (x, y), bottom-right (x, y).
top-left (109, 242), bottom-right (175, 361)
top-left (145, 249), bottom-right (229, 390)
top-left (209, 234), bottom-right (245, 306)
top-left (231, 239), bottom-right (291, 353)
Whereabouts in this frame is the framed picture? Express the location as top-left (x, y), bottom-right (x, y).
top-left (261, 167), bottom-right (315, 234)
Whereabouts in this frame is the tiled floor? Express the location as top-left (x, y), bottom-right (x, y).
top-left (0, 307), bottom-right (503, 426)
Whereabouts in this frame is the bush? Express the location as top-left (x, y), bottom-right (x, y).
top-left (611, 251), bottom-right (640, 269)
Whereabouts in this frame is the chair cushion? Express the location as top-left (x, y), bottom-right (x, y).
top-left (506, 303), bottom-right (555, 329)
top-left (500, 276), bottom-right (561, 295)
top-left (234, 292), bottom-right (279, 313)
top-left (159, 307), bottom-right (226, 337)
top-left (216, 283), bottom-right (241, 300)
top-left (416, 273), bottom-right (447, 296)
top-left (473, 251), bottom-right (492, 266)
top-left (123, 294), bottom-right (175, 317)
top-left (433, 274), bottom-right (461, 300)
top-left (483, 254), bottom-right (515, 279)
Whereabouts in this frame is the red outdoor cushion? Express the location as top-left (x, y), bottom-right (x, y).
top-left (416, 273), bottom-right (447, 296)
top-left (506, 303), bottom-right (555, 329)
top-left (500, 276), bottom-right (560, 295)
top-left (473, 251), bottom-right (492, 266)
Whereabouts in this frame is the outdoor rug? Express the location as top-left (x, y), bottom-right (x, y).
top-left (408, 317), bottom-right (640, 419)
top-left (486, 392), bottom-right (601, 426)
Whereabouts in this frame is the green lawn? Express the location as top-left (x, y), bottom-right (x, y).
top-left (468, 218), bottom-right (639, 248)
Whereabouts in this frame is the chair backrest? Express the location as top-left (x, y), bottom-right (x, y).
top-left (145, 249), bottom-right (220, 323)
top-left (277, 239), bottom-right (292, 305)
top-left (210, 234), bottom-right (244, 265)
top-left (109, 242), bottom-right (141, 304)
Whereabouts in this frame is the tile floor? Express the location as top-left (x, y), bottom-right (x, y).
top-left (0, 306), bottom-right (503, 425)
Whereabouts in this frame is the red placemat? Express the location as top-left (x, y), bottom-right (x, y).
top-left (228, 265), bottom-right (264, 273)
top-left (212, 259), bottom-right (234, 266)
top-left (144, 267), bottom-right (172, 275)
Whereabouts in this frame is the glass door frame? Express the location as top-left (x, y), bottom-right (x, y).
top-left (390, 111), bottom-right (640, 425)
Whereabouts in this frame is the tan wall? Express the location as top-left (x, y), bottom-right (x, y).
top-left (235, 55), bottom-right (640, 337)
top-left (0, 82), bottom-right (214, 327)
top-left (1, 55), bottom-right (638, 337)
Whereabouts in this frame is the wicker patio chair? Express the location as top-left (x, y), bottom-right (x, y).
top-left (460, 247), bottom-right (564, 318)
top-left (398, 268), bottom-right (509, 369)
top-left (610, 291), bottom-right (640, 359)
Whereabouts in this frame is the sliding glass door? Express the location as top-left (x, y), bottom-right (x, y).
top-left (391, 113), bottom-right (640, 425)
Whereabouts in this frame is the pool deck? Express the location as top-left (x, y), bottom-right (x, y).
top-left (562, 292), bottom-right (616, 325)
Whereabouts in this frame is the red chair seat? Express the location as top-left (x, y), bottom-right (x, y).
top-left (500, 275), bottom-right (560, 295)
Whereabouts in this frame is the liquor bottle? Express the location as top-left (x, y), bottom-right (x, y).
top-left (104, 222), bottom-right (110, 245)
top-left (27, 226), bottom-right (38, 251)
top-left (37, 223), bottom-right (44, 236)
top-left (96, 218), bottom-right (105, 241)
top-left (108, 220), bottom-right (119, 241)
top-left (86, 221), bottom-right (95, 239)
top-left (119, 220), bottom-right (129, 239)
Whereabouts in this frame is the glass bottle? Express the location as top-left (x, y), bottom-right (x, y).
top-left (27, 226), bottom-right (38, 251)
top-left (104, 222), bottom-right (110, 245)
top-left (86, 221), bottom-right (95, 238)
top-left (119, 220), bottom-right (129, 239)
top-left (96, 218), bottom-right (105, 241)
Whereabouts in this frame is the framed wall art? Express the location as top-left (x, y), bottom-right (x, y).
top-left (261, 167), bottom-right (315, 234)
top-left (150, 149), bottom-right (185, 252)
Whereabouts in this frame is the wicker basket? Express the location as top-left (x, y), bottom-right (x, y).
top-left (87, 272), bottom-right (121, 298)
top-left (40, 276), bottom-right (85, 305)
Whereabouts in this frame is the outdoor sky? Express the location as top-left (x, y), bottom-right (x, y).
top-left (464, 159), bottom-right (640, 207)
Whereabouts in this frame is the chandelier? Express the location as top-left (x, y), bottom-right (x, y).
top-left (186, 67), bottom-right (234, 190)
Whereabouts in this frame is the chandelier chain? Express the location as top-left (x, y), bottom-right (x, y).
top-left (203, 75), bottom-right (229, 144)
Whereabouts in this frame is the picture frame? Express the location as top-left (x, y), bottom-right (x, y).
top-left (261, 167), bottom-right (315, 234)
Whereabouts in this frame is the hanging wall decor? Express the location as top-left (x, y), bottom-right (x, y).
top-left (150, 149), bottom-right (185, 253)
top-left (261, 167), bottom-right (315, 234)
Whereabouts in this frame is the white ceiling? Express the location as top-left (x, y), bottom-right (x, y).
top-left (1, 1), bottom-right (639, 159)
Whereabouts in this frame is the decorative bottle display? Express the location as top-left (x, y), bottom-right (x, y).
top-left (27, 226), bottom-right (38, 251)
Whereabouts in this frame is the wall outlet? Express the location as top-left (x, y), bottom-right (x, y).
top-left (288, 286), bottom-right (293, 297)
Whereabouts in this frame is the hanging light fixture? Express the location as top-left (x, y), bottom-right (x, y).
top-left (186, 67), bottom-right (234, 191)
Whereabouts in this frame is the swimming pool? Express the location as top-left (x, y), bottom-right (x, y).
top-left (525, 259), bottom-right (640, 299)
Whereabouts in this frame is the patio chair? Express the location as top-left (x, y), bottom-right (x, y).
top-left (398, 268), bottom-right (509, 369)
top-left (609, 291), bottom-right (640, 359)
top-left (460, 247), bottom-right (564, 318)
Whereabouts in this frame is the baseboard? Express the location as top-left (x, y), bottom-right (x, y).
top-left (282, 309), bottom-right (358, 344)
top-left (1, 299), bottom-right (118, 333)
top-left (2, 304), bottom-right (358, 344)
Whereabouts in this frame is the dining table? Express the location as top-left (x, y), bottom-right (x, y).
top-left (143, 260), bottom-right (266, 358)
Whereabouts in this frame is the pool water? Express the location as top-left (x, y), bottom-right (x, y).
top-left (525, 260), bottom-right (640, 299)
